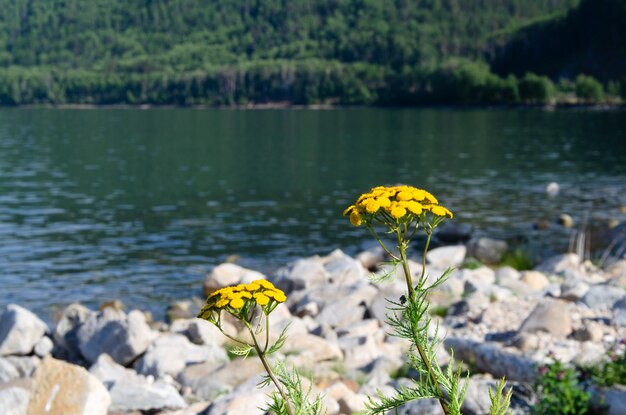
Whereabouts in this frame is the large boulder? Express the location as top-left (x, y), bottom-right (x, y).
top-left (135, 333), bottom-right (228, 378)
top-left (0, 357), bottom-right (20, 383)
top-left (27, 357), bottom-right (110, 415)
top-left (0, 304), bottom-right (48, 356)
top-left (275, 256), bottom-right (329, 292)
top-left (323, 249), bottom-right (368, 286)
top-left (581, 285), bottom-right (626, 310)
top-left (76, 308), bottom-right (156, 365)
top-left (427, 245), bottom-right (467, 269)
top-left (108, 381), bottom-right (187, 412)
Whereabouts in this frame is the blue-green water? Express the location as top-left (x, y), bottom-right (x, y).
top-left (1, 108), bottom-right (625, 319)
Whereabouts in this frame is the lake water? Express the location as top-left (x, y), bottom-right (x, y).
top-left (1, 108), bottom-right (625, 320)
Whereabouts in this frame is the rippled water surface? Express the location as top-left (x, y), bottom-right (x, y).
top-left (1, 108), bottom-right (625, 319)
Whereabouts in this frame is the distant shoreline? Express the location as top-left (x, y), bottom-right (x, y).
top-left (11, 102), bottom-right (626, 111)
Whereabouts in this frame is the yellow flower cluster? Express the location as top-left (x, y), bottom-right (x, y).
top-left (343, 185), bottom-right (453, 226)
top-left (199, 279), bottom-right (287, 321)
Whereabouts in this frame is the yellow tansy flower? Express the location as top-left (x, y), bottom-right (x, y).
top-left (350, 210), bottom-right (362, 226)
top-left (390, 206), bottom-right (407, 219)
top-left (365, 199), bottom-right (380, 214)
top-left (430, 205), bottom-right (453, 218)
top-left (377, 197), bottom-right (391, 208)
top-left (258, 280), bottom-right (275, 290)
top-left (396, 191), bottom-right (413, 201)
top-left (230, 297), bottom-right (245, 309)
top-left (253, 293), bottom-right (270, 305)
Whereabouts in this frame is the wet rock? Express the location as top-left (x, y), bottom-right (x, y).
top-left (445, 338), bottom-right (536, 382)
top-left (0, 304), bottom-right (48, 356)
top-left (135, 333), bottom-right (227, 378)
top-left (467, 238), bottom-right (508, 264)
top-left (546, 182), bottom-right (560, 196)
top-left (108, 381), bottom-right (187, 412)
top-left (435, 222), bottom-right (473, 244)
top-left (53, 303), bottom-right (92, 363)
top-left (558, 214), bottom-right (575, 228)
top-left (582, 285), bottom-right (626, 310)
top-left (427, 245), bottom-right (466, 269)
top-left (76, 308), bottom-right (157, 365)
top-left (520, 271), bottom-right (549, 291)
top-left (519, 299), bottom-right (572, 337)
top-left (0, 378), bottom-right (32, 415)
top-left (203, 263), bottom-right (266, 297)
top-left (28, 356), bottom-right (110, 415)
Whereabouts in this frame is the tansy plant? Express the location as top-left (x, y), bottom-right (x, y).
top-left (345, 185), bottom-right (511, 415)
top-left (197, 279), bottom-right (325, 415)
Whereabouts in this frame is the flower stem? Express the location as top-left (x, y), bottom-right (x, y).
top-left (247, 324), bottom-right (294, 415)
top-left (398, 232), bottom-right (451, 415)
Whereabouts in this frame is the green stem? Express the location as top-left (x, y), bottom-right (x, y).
top-left (247, 324), bottom-right (294, 415)
top-left (398, 231), bottom-right (451, 415)
top-left (368, 224), bottom-right (400, 261)
top-left (419, 230), bottom-right (433, 286)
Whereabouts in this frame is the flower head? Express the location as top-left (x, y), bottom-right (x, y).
top-left (344, 185), bottom-right (453, 226)
top-left (198, 278), bottom-right (287, 324)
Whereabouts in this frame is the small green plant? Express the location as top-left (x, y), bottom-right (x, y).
top-left (588, 348), bottom-right (626, 387)
top-left (461, 257), bottom-right (483, 270)
top-left (344, 185), bottom-right (511, 415)
top-left (499, 248), bottom-right (533, 271)
top-left (197, 280), bottom-right (325, 415)
top-left (534, 360), bottom-right (591, 415)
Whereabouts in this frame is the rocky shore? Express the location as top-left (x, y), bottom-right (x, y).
top-left (1, 238), bottom-right (625, 415)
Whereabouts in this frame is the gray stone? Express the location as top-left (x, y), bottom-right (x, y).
top-left (496, 266), bottom-right (521, 283)
top-left (276, 257), bottom-right (328, 292)
top-left (316, 300), bottom-right (367, 330)
top-left (0, 379), bottom-right (32, 415)
top-left (27, 356), bottom-right (110, 415)
top-left (582, 285), bottom-right (626, 310)
top-left (0, 304), bottom-right (48, 356)
top-left (614, 308), bottom-right (626, 327)
top-left (558, 213), bottom-right (575, 228)
top-left (519, 299), bottom-right (573, 337)
top-left (427, 245), bottom-right (466, 269)
top-left (467, 237), bottom-right (508, 264)
top-left (89, 354), bottom-right (142, 386)
top-left (560, 278), bottom-right (590, 301)
top-left (76, 308), bottom-right (157, 365)
top-left (325, 381), bottom-right (368, 415)
top-left (511, 333), bottom-right (539, 352)
top-left (356, 246), bottom-right (385, 271)
top-left (53, 303), bottom-right (92, 363)
top-left (108, 380), bottom-right (187, 412)
top-left (33, 336), bottom-right (53, 358)
top-left (293, 283), bottom-right (378, 314)
top-left (462, 376), bottom-right (509, 415)
top-left (602, 385), bottom-right (626, 415)
top-left (572, 322), bottom-right (604, 342)
top-left (135, 333), bottom-right (227, 378)
top-left (536, 253), bottom-right (582, 275)
top-left (520, 271), bottom-right (549, 291)
top-left (445, 338), bottom-right (536, 382)
top-left (0, 356), bottom-right (19, 383)
top-left (203, 263), bottom-right (266, 297)
top-left (158, 402), bottom-right (211, 415)
top-left (283, 333), bottom-right (343, 367)
top-left (203, 374), bottom-right (272, 415)
top-left (395, 398), bottom-right (445, 415)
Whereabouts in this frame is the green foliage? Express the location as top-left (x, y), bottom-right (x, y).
top-left (575, 74), bottom-right (604, 103)
top-left (588, 349), bottom-right (626, 387)
top-left (0, 0), bottom-right (619, 106)
top-left (489, 378), bottom-right (513, 415)
top-left (519, 72), bottom-right (555, 104)
top-left (462, 257), bottom-right (484, 270)
top-left (499, 248), bottom-right (534, 270)
top-left (534, 361), bottom-right (591, 415)
top-left (261, 362), bottom-right (327, 415)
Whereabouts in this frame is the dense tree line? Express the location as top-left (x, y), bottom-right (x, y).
top-left (0, 0), bottom-right (623, 106)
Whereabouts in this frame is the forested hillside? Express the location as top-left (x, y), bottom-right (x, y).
top-left (0, 0), bottom-right (623, 106)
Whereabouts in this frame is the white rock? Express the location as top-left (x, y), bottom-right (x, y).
top-left (0, 379), bottom-right (32, 415)
top-left (0, 304), bottom-right (48, 356)
top-left (203, 263), bottom-right (266, 296)
top-left (283, 333), bottom-right (343, 367)
top-left (108, 380), bottom-right (187, 412)
top-left (323, 249), bottom-right (367, 285)
top-left (536, 253), bottom-right (582, 275)
top-left (27, 356), bottom-right (110, 415)
top-left (276, 257), bottom-right (329, 292)
top-left (89, 354), bottom-right (142, 385)
top-left (427, 245), bottom-right (466, 269)
top-left (178, 359), bottom-right (262, 401)
top-left (0, 357), bottom-right (19, 383)
top-left (520, 271), bottom-right (549, 291)
top-left (5, 356), bottom-right (40, 379)
top-left (76, 308), bottom-right (157, 365)
top-left (560, 278), bottom-right (590, 301)
top-left (135, 333), bottom-right (227, 378)
top-left (33, 336), bottom-right (54, 358)
top-left (582, 285), bottom-right (626, 310)
top-left (496, 266), bottom-right (521, 282)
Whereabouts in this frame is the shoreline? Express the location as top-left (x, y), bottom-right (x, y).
top-left (11, 102), bottom-right (626, 111)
